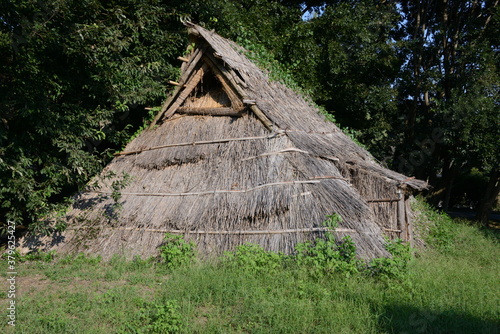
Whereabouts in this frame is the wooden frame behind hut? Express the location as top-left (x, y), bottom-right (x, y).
top-left (22, 23), bottom-right (427, 260)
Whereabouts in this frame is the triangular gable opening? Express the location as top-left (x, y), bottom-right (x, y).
top-left (149, 38), bottom-right (274, 131)
top-left (176, 63), bottom-right (245, 117)
top-left (183, 70), bottom-right (232, 108)
top-left (154, 48), bottom-right (246, 123)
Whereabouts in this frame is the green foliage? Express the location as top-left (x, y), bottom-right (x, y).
top-left (369, 238), bottom-right (413, 281)
top-left (58, 252), bottom-right (102, 266)
top-left (159, 233), bottom-right (196, 270)
top-left (128, 106), bottom-right (161, 142)
top-left (7, 217), bottom-right (499, 333)
top-left (86, 170), bottom-right (132, 221)
top-left (294, 214), bottom-right (362, 276)
top-left (412, 197), bottom-right (457, 251)
top-left (108, 171), bottom-right (132, 217)
top-left (133, 300), bottom-right (183, 334)
top-left (0, 0), bottom-right (186, 232)
top-left (2, 249), bottom-right (55, 263)
top-left (222, 243), bottom-right (284, 274)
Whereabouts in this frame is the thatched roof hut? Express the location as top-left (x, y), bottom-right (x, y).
top-left (23, 23), bottom-right (427, 260)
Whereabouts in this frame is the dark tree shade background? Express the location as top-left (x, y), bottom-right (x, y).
top-left (0, 0), bottom-right (498, 233)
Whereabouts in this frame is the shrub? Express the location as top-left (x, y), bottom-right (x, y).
top-left (369, 238), bottom-right (413, 281)
top-left (294, 214), bottom-right (362, 276)
top-left (222, 243), bottom-right (284, 274)
top-left (136, 300), bottom-right (183, 334)
top-left (159, 233), bottom-right (196, 270)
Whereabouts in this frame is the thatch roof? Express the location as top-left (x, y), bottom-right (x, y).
top-left (21, 23), bottom-right (427, 260)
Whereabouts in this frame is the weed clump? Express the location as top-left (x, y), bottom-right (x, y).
top-left (159, 233), bottom-right (196, 270)
top-left (222, 243), bottom-right (284, 274)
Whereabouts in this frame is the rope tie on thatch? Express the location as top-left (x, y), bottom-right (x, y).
top-left (113, 132), bottom-right (284, 157)
top-left (91, 176), bottom-right (349, 198)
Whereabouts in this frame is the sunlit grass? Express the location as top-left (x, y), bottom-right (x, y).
top-left (2, 219), bottom-right (498, 333)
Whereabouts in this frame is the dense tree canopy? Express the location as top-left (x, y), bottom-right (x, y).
top-left (1, 0), bottom-right (498, 232)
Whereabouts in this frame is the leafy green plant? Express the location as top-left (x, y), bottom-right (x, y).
top-left (87, 170), bottom-right (132, 221)
top-left (109, 172), bottom-right (132, 216)
top-left (294, 214), bottom-right (361, 276)
top-left (369, 238), bottom-right (413, 281)
top-left (127, 106), bottom-right (161, 143)
top-left (222, 243), bottom-right (284, 274)
top-left (137, 300), bottom-right (183, 334)
top-left (59, 252), bottom-right (102, 265)
top-left (1, 249), bottom-right (56, 263)
top-left (159, 233), bottom-right (196, 270)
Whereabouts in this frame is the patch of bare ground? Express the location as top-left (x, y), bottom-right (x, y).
top-left (194, 305), bottom-right (213, 326)
top-left (15, 274), bottom-right (51, 299)
top-left (3, 271), bottom-right (163, 304)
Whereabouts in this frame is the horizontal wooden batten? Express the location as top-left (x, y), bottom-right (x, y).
top-left (384, 228), bottom-right (402, 233)
top-left (114, 132), bottom-right (284, 156)
top-left (366, 198), bottom-right (399, 203)
top-left (91, 176), bottom-right (347, 197)
top-left (66, 226), bottom-right (368, 235)
top-left (176, 107), bottom-right (245, 117)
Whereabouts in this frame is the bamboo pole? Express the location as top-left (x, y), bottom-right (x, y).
top-left (91, 176), bottom-right (347, 198)
top-left (384, 228), bottom-right (402, 233)
top-left (169, 81), bottom-right (187, 87)
top-left (241, 148), bottom-right (309, 161)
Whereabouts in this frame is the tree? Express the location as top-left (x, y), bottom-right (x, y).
top-left (0, 0), bottom-right (186, 232)
top-left (394, 0), bottom-right (499, 218)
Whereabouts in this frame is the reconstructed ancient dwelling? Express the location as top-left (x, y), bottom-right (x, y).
top-left (23, 23), bottom-right (427, 260)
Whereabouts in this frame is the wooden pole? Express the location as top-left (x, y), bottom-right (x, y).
top-left (176, 107), bottom-right (245, 117)
top-left (113, 133), bottom-right (283, 156)
top-left (68, 226), bottom-right (360, 235)
top-left (203, 53), bottom-right (275, 132)
top-left (397, 188), bottom-right (407, 241)
top-left (149, 46), bottom-right (205, 129)
top-left (405, 197), bottom-right (414, 248)
top-left (163, 63), bottom-right (208, 119)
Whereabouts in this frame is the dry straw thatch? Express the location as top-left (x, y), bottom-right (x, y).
top-left (22, 23), bottom-right (427, 260)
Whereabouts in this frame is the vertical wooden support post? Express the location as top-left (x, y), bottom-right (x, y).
top-left (397, 188), bottom-right (407, 241)
top-left (405, 197), bottom-right (414, 248)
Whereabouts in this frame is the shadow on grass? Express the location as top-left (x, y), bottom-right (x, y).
top-left (380, 303), bottom-right (499, 334)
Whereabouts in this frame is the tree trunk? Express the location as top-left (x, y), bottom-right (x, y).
top-left (428, 157), bottom-right (459, 210)
top-left (476, 169), bottom-right (500, 226)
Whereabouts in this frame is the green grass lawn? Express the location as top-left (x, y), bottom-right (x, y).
top-left (2, 210), bottom-right (499, 333)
